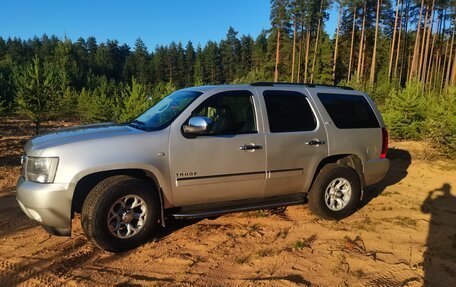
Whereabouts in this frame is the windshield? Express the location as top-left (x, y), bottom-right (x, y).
top-left (131, 90), bottom-right (202, 131)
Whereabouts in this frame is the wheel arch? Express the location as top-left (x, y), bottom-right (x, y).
top-left (312, 154), bottom-right (365, 199)
top-left (71, 168), bottom-right (167, 217)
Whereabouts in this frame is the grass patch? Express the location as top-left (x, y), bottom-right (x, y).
top-left (351, 215), bottom-right (377, 232)
top-left (253, 210), bottom-right (269, 217)
top-left (255, 248), bottom-right (274, 258)
top-left (275, 228), bottom-right (289, 240)
top-left (390, 216), bottom-right (417, 228)
top-left (293, 234), bottom-right (317, 250)
top-left (235, 254), bottom-right (250, 265)
top-left (381, 190), bottom-right (400, 197)
top-left (351, 269), bottom-right (365, 279)
top-left (381, 206), bottom-right (393, 211)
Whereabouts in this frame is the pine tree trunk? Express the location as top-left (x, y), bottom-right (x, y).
top-left (297, 24), bottom-right (304, 82)
top-left (400, 0), bottom-right (410, 83)
top-left (348, 5), bottom-right (357, 82)
top-left (421, 2), bottom-right (434, 84)
top-left (410, 0), bottom-right (425, 81)
top-left (304, 29), bottom-right (310, 82)
top-left (291, 22), bottom-right (297, 82)
top-left (333, 2), bottom-right (343, 84)
top-left (440, 33), bottom-right (450, 92)
top-left (407, 53), bottom-right (412, 81)
top-left (432, 49), bottom-right (440, 90)
top-left (311, 1), bottom-right (323, 83)
top-left (451, 46), bottom-right (456, 86)
top-left (445, 29), bottom-right (455, 89)
top-left (357, 1), bottom-right (367, 81)
top-left (388, 0), bottom-right (400, 79)
top-left (425, 7), bottom-right (439, 86)
top-left (361, 31), bottom-right (367, 80)
top-left (418, 6), bottom-right (429, 80)
top-left (274, 29), bottom-right (280, 82)
top-left (370, 0), bottom-right (381, 84)
top-left (394, 0), bottom-right (404, 78)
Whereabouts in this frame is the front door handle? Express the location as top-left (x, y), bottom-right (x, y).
top-left (240, 144), bottom-right (263, 151)
top-left (305, 139), bottom-right (326, 146)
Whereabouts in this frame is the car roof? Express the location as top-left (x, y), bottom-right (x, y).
top-left (181, 82), bottom-right (358, 94)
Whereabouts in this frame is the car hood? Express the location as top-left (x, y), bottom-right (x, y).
top-left (25, 123), bottom-right (144, 153)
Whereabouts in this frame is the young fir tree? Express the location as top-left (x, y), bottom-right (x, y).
top-left (14, 56), bottom-right (65, 133)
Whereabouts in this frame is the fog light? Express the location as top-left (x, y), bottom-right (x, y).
top-left (27, 208), bottom-right (42, 222)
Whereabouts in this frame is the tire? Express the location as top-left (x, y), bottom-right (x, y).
top-left (308, 163), bottom-right (361, 220)
top-left (81, 175), bottom-right (160, 252)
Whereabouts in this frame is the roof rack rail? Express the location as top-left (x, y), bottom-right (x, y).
top-left (250, 82), bottom-right (353, 90)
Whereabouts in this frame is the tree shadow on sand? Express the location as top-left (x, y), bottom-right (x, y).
top-left (421, 183), bottom-right (456, 286)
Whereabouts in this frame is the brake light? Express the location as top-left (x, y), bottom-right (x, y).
top-left (380, 127), bottom-right (388, 159)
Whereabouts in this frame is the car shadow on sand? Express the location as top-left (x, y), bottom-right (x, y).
top-left (360, 147), bottom-right (412, 207)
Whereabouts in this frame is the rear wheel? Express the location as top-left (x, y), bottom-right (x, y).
top-left (308, 164), bottom-right (361, 220)
top-left (81, 175), bottom-right (159, 252)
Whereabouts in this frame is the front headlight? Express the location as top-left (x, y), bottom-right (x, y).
top-left (25, 157), bottom-right (59, 183)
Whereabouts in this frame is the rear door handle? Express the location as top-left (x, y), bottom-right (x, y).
top-left (240, 144), bottom-right (263, 151)
top-left (305, 139), bottom-right (326, 146)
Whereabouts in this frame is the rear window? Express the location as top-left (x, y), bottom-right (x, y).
top-left (317, 93), bottom-right (379, 129)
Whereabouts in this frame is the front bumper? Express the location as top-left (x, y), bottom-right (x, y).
top-left (16, 176), bottom-right (72, 236)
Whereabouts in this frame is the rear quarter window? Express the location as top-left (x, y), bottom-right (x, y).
top-left (317, 93), bottom-right (380, 129)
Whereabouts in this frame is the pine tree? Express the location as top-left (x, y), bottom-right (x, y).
top-left (369, 0), bottom-right (381, 84)
top-left (388, 0), bottom-right (401, 79)
top-left (240, 35), bottom-right (254, 77)
top-left (185, 41), bottom-right (196, 87)
top-left (14, 56), bottom-right (65, 133)
top-left (220, 27), bottom-right (241, 83)
top-left (270, 0), bottom-right (291, 82)
top-left (333, 0), bottom-right (344, 84)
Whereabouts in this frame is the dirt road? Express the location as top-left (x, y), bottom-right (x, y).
top-left (1, 118), bottom-right (455, 286)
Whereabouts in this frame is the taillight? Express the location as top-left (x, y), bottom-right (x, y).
top-left (380, 127), bottom-right (388, 159)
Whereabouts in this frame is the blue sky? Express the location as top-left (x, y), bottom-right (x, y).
top-left (1, 0), bottom-right (338, 50)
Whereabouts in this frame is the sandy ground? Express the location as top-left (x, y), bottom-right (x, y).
top-left (1, 117), bottom-right (456, 287)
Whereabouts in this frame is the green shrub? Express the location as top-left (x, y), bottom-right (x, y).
top-left (424, 87), bottom-right (456, 158)
top-left (77, 78), bottom-right (117, 123)
top-left (382, 81), bottom-right (426, 140)
top-left (117, 78), bottom-right (151, 122)
top-left (232, 68), bottom-right (270, 84)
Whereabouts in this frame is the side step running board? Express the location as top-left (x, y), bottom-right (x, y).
top-left (172, 198), bottom-right (305, 219)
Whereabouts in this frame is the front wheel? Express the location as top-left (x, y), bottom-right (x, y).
top-left (308, 164), bottom-right (361, 220)
top-left (81, 175), bottom-right (159, 252)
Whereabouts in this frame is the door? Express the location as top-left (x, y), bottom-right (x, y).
top-left (259, 89), bottom-right (329, 197)
top-left (169, 90), bottom-right (266, 206)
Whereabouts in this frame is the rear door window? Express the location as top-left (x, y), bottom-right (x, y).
top-left (317, 93), bottom-right (379, 129)
top-left (263, 90), bottom-right (317, 133)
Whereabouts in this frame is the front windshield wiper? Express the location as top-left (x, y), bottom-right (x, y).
top-left (131, 119), bottom-right (145, 125)
top-left (128, 119), bottom-right (147, 130)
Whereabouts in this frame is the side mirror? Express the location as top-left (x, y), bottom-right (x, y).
top-left (183, 116), bottom-right (213, 135)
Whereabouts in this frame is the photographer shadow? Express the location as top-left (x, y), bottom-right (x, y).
top-left (421, 183), bottom-right (456, 286)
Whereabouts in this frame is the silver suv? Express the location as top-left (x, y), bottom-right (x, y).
top-left (16, 82), bottom-right (389, 252)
